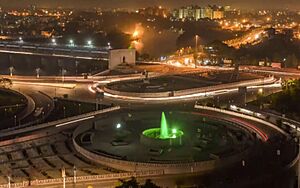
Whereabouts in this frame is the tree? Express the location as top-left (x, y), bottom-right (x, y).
top-left (141, 179), bottom-right (160, 188)
top-left (286, 54), bottom-right (298, 68)
top-left (116, 177), bottom-right (139, 188)
top-left (0, 78), bottom-right (12, 88)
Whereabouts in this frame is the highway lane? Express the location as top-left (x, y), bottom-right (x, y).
top-left (4, 71), bottom-right (162, 85)
top-left (4, 70), bottom-right (282, 109)
top-left (11, 85), bottom-right (54, 126)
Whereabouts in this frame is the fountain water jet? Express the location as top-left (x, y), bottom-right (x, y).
top-left (160, 112), bottom-right (169, 139)
top-left (140, 112), bottom-right (184, 147)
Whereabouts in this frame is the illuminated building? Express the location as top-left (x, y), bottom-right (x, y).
top-left (172, 5), bottom-right (225, 21)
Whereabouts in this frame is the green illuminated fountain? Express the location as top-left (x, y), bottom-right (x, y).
top-left (160, 112), bottom-right (169, 139)
top-left (142, 112), bottom-right (184, 141)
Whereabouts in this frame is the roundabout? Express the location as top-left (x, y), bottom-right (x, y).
top-left (72, 107), bottom-right (288, 174)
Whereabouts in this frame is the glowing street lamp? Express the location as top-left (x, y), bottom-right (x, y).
top-left (69, 39), bottom-right (74, 47)
top-left (18, 37), bottom-right (23, 43)
top-left (51, 38), bottom-right (57, 45)
top-left (87, 40), bottom-right (93, 47)
top-left (194, 35), bottom-right (199, 68)
top-left (116, 123), bottom-right (122, 129)
top-left (195, 35), bottom-right (199, 51)
top-left (7, 176), bottom-right (10, 188)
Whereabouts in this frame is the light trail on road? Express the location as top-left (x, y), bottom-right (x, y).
top-left (97, 82), bottom-right (281, 102)
top-left (55, 116), bottom-right (95, 127)
top-left (0, 49), bottom-right (108, 60)
top-left (13, 81), bottom-right (77, 89)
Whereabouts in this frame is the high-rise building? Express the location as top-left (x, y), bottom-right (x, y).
top-left (213, 10), bottom-right (224, 19)
top-left (203, 6), bottom-right (213, 19)
top-left (178, 8), bottom-right (184, 19)
top-left (195, 8), bottom-right (201, 21)
top-left (172, 5), bottom-right (225, 21)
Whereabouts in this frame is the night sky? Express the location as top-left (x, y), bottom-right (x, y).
top-left (0, 0), bottom-right (299, 9)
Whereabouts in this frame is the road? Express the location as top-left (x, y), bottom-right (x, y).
top-left (11, 85), bottom-right (54, 126)
top-left (99, 77), bottom-right (280, 103)
top-left (224, 28), bottom-right (266, 48)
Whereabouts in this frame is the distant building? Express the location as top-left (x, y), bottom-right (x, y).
top-left (172, 5), bottom-right (225, 21)
top-left (223, 59), bottom-right (233, 67)
top-left (202, 6), bottom-right (213, 19)
top-left (213, 10), bottom-right (224, 19)
top-left (138, 6), bottom-right (169, 18)
top-left (223, 6), bottom-right (240, 18)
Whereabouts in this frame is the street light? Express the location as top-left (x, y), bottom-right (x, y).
top-left (78, 103), bottom-right (81, 114)
top-left (18, 37), bottom-right (23, 43)
top-left (194, 35), bottom-right (199, 68)
top-left (36, 68), bottom-right (40, 78)
top-left (63, 106), bottom-right (66, 118)
top-left (9, 66), bottom-right (14, 77)
top-left (61, 68), bottom-right (67, 82)
top-left (107, 42), bottom-right (111, 49)
top-left (69, 39), bottom-right (74, 47)
top-left (195, 35), bottom-right (199, 52)
top-left (73, 166), bottom-right (77, 185)
top-left (87, 40), bottom-right (93, 47)
top-left (75, 60), bottom-right (79, 76)
top-left (116, 123), bottom-right (122, 129)
top-left (61, 167), bottom-right (66, 188)
top-left (51, 38), bottom-right (57, 45)
top-left (7, 176), bottom-right (10, 188)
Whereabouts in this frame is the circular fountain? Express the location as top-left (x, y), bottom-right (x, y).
top-left (140, 112), bottom-right (184, 148)
top-left (72, 109), bottom-right (287, 174)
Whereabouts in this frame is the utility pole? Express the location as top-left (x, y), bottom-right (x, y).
top-left (36, 68), bottom-right (40, 79)
top-left (62, 167), bottom-right (66, 188)
top-left (7, 176), bottom-right (10, 188)
top-left (194, 35), bottom-right (199, 68)
top-left (96, 91), bottom-right (104, 111)
top-left (73, 166), bottom-right (77, 186)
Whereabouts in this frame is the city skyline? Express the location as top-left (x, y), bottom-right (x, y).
top-left (0, 0), bottom-right (299, 10)
top-left (0, 0), bottom-right (299, 187)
